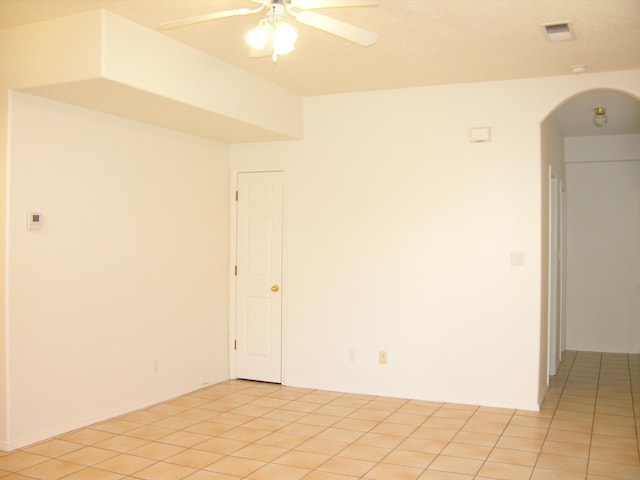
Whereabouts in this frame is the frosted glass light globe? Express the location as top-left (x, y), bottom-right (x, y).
top-left (273, 22), bottom-right (297, 55)
top-left (593, 107), bottom-right (608, 128)
top-left (246, 22), bottom-right (271, 50)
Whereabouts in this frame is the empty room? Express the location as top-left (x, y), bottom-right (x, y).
top-left (0, 1), bottom-right (638, 479)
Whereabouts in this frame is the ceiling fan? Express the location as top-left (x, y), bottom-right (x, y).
top-left (159, 0), bottom-right (379, 62)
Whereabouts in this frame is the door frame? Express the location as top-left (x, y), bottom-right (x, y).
top-left (229, 166), bottom-right (288, 383)
top-left (560, 185), bottom-right (567, 354)
top-left (548, 170), bottom-right (561, 376)
top-left (547, 171), bottom-right (566, 377)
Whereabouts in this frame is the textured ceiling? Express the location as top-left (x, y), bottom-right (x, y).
top-left (1, 0), bottom-right (639, 135)
top-left (1, 0), bottom-right (639, 96)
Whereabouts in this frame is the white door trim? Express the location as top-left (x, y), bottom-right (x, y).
top-left (560, 184), bottom-right (567, 354)
top-left (229, 166), bottom-right (288, 384)
top-left (548, 170), bottom-right (560, 377)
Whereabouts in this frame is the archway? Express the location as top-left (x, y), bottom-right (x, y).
top-left (541, 89), bottom-right (640, 382)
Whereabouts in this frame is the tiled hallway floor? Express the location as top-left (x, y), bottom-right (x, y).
top-left (2, 351), bottom-right (638, 479)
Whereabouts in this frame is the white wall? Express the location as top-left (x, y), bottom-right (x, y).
top-left (565, 134), bottom-right (640, 353)
top-left (231, 71), bottom-right (640, 411)
top-left (0, 10), bottom-right (303, 448)
top-left (6, 93), bottom-right (230, 449)
top-left (233, 83), bottom-right (543, 410)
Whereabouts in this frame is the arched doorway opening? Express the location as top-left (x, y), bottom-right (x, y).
top-left (541, 89), bottom-right (640, 383)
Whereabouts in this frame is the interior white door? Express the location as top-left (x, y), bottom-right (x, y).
top-left (235, 171), bottom-right (283, 383)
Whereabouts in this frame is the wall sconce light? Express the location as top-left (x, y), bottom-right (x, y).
top-left (593, 106), bottom-right (608, 128)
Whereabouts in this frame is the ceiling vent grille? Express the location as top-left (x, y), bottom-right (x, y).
top-left (543, 22), bottom-right (574, 41)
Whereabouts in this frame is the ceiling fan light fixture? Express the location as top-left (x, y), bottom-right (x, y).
top-left (162, 0), bottom-right (379, 62)
top-left (273, 21), bottom-right (297, 55)
top-left (246, 20), bottom-right (271, 49)
top-left (593, 106), bottom-right (608, 127)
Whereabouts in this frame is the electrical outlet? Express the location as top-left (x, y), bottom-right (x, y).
top-left (153, 358), bottom-right (159, 373)
top-left (379, 351), bottom-right (387, 364)
top-left (348, 349), bottom-right (356, 362)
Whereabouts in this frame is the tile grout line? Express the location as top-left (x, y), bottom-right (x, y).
top-left (329, 396), bottom-right (409, 480)
top-left (308, 393), bottom-right (416, 479)
top-left (235, 385), bottom-right (403, 479)
top-left (279, 391), bottom-right (386, 479)
top-left (526, 349), bottom-right (577, 480)
top-left (626, 353), bottom-right (640, 463)
top-left (407, 400), bottom-right (480, 479)
top-left (122, 382), bottom-right (287, 479)
top-left (467, 403), bottom-right (515, 479)
top-left (583, 351), bottom-right (603, 479)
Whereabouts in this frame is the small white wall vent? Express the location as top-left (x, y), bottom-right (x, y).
top-left (543, 22), bottom-right (574, 41)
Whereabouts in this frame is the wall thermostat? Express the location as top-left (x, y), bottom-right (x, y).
top-left (27, 212), bottom-right (43, 230)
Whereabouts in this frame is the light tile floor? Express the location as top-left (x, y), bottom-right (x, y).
top-left (1, 350), bottom-right (638, 479)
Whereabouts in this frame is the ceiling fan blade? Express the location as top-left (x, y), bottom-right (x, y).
top-left (295, 11), bottom-right (378, 46)
top-left (292, 0), bottom-right (378, 8)
top-left (159, 7), bottom-right (263, 30)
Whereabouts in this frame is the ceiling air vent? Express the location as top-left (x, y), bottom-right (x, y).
top-left (543, 22), bottom-right (574, 41)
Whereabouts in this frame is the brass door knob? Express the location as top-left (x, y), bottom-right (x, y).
top-left (271, 285), bottom-right (280, 292)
